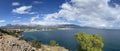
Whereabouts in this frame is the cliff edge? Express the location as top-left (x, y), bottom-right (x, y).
top-left (0, 32), bottom-right (68, 51)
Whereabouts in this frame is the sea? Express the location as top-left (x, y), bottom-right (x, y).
top-left (22, 28), bottom-right (120, 51)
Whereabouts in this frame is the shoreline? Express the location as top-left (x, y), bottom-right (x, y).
top-left (0, 29), bottom-right (69, 51)
top-left (23, 28), bottom-right (74, 32)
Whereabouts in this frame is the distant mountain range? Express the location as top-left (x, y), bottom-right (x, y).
top-left (0, 24), bottom-right (35, 29)
top-left (54, 24), bottom-right (82, 28)
top-left (0, 24), bottom-right (87, 29)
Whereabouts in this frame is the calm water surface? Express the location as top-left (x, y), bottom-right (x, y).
top-left (22, 28), bottom-right (120, 51)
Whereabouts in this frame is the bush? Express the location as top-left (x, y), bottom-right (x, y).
top-left (0, 29), bottom-right (9, 34)
top-left (21, 38), bottom-right (30, 42)
top-left (31, 39), bottom-right (41, 48)
top-left (74, 32), bottom-right (104, 51)
top-left (50, 40), bottom-right (57, 46)
top-left (0, 29), bottom-right (19, 37)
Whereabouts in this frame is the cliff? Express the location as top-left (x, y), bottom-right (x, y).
top-left (0, 32), bottom-right (68, 51)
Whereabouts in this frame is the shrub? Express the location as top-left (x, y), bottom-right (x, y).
top-left (50, 40), bottom-right (57, 46)
top-left (0, 29), bottom-right (19, 37)
top-left (31, 39), bottom-right (41, 48)
top-left (74, 32), bottom-right (104, 51)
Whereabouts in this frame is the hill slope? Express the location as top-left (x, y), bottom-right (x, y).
top-left (0, 31), bottom-right (68, 51)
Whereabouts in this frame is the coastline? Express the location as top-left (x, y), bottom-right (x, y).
top-left (0, 30), bottom-right (69, 51)
top-left (23, 28), bottom-right (74, 32)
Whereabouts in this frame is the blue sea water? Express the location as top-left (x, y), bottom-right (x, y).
top-left (22, 28), bottom-right (120, 51)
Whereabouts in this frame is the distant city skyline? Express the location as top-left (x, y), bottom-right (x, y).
top-left (0, 0), bottom-right (120, 29)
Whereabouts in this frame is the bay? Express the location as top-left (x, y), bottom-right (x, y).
top-left (22, 28), bottom-right (120, 51)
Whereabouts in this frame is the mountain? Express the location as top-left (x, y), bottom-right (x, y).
top-left (0, 24), bottom-right (90, 29)
top-left (54, 24), bottom-right (81, 28)
top-left (0, 24), bottom-right (36, 29)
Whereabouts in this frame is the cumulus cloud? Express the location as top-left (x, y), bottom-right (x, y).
top-left (0, 20), bottom-right (6, 23)
top-left (12, 6), bottom-right (35, 14)
top-left (12, 2), bottom-right (20, 6)
top-left (30, 15), bottom-right (39, 23)
top-left (29, 15), bottom-right (70, 25)
top-left (30, 0), bottom-right (120, 29)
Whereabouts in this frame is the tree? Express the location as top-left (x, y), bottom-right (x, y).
top-left (31, 39), bottom-right (41, 48)
top-left (50, 40), bottom-right (57, 46)
top-left (74, 32), bottom-right (104, 51)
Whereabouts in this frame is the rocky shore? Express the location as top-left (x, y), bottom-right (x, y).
top-left (0, 32), bottom-right (68, 51)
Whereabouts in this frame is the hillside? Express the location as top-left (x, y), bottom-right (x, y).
top-left (0, 30), bottom-right (68, 51)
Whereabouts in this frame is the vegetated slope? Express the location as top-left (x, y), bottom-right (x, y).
top-left (0, 30), bottom-right (68, 51)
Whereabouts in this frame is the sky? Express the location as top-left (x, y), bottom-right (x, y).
top-left (0, 0), bottom-right (120, 29)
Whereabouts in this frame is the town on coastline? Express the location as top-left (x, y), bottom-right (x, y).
top-left (0, 24), bottom-right (81, 32)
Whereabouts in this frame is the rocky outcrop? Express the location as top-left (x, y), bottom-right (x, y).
top-left (0, 32), bottom-right (68, 51)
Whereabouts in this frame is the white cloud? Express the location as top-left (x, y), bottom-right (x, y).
top-left (12, 20), bottom-right (20, 22)
top-left (0, 20), bottom-right (6, 23)
top-left (29, 15), bottom-right (70, 25)
top-left (30, 0), bottom-right (120, 29)
top-left (17, 17), bottom-right (21, 19)
top-left (30, 15), bottom-right (39, 23)
top-left (12, 2), bottom-right (20, 6)
top-left (33, 1), bottom-right (42, 4)
top-left (12, 6), bottom-right (35, 14)
top-left (20, 0), bottom-right (120, 29)
top-left (30, 20), bottom-right (70, 25)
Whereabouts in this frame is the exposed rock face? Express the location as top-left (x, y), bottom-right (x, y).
top-left (0, 33), bottom-right (33, 51)
top-left (0, 32), bottom-right (68, 51)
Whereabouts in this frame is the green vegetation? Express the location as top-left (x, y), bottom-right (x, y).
top-left (22, 38), bottom-right (30, 42)
top-left (74, 32), bottom-right (104, 51)
top-left (0, 29), bottom-right (19, 37)
top-left (31, 39), bottom-right (41, 48)
top-left (0, 29), bottom-right (9, 34)
top-left (50, 40), bottom-right (57, 46)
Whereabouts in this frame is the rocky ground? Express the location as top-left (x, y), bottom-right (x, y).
top-left (0, 32), bottom-right (69, 51)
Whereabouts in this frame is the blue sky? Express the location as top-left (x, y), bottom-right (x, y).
top-left (0, 0), bottom-right (120, 29)
top-left (0, 0), bottom-right (66, 25)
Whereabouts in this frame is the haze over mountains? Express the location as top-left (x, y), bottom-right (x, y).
top-left (0, 24), bottom-right (86, 29)
top-left (2, 23), bottom-right (120, 30)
